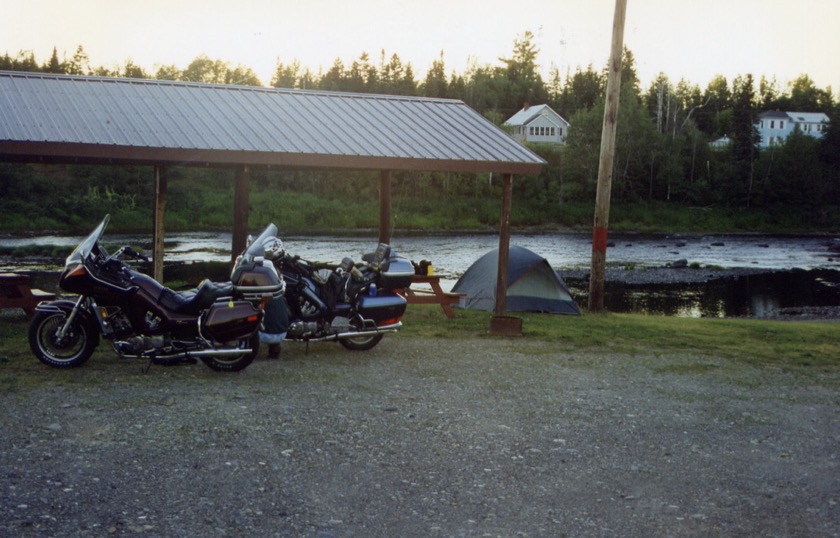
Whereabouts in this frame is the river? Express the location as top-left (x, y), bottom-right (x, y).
top-left (3, 230), bottom-right (840, 317)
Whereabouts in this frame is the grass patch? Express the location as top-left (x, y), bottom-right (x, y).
top-left (400, 306), bottom-right (840, 370)
top-left (3, 307), bottom-right (837, 391)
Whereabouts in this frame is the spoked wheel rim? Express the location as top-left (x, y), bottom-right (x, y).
top-left (38, 315), bottom-right (86, 362)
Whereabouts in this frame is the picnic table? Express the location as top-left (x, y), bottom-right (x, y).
top-left (0, 273), bottom-right (56, 318)
top-left (402, 274), bottom-right (462, 319)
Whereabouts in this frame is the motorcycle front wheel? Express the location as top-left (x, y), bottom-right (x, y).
top-left (339, 333), bottom-right (384, 351)
top-left (200, 333), bottom-right (259, 372)
top-left (28, 311), bottom-right (97, 368)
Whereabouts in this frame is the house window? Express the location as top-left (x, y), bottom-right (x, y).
top-left (780, 120), bottom-right (784, 129)
top-left (550, 127), bottom-right (555, 136)
top-left (770, 120), bottom-right (775, 129)
top-left (529, 127), bottom-right (534, 136)
top-left (559, 127), bottom-right (563, 136)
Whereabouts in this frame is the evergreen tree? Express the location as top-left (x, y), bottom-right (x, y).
top-left (730, 74), bottom-right (760, 206)
top-left (45, 47), bottom-right (63, 73)
top-left (319, 58), bottom-right (346, 91)
top-left (271, 59), bottom-right (301, 89)
top-left (421, 51), bottom-right (448, 98)
top-left (818, 105), bottom-right (840, 169)
top-left (557, 65), bottom-right (603, 117)
top-left (497, 31), bottom-right (547, 115)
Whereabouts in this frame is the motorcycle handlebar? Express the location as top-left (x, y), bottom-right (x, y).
top-left (123, 246), bottom-right (150, 263)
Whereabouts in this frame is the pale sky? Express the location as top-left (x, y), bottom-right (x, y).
top-left (3, 0), bottom-right (839, 96)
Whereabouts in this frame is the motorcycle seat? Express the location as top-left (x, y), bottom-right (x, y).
top-left (159, 279), bottom-right (235, 315)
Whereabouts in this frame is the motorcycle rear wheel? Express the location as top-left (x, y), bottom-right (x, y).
top-left (28, 311), bottom-right (97, 368)
top-left (200, 333), bottom-right (259, 372)
top-left (339, 333), bottom-right (384, 351)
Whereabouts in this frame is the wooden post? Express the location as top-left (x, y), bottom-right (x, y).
top-left (231, 165), bottom-right (250, 264)
top-left (152, 165), bottom-right (167, 283)
top-left (378, 170), bottom-right (392, 244)
top-left (589, 0), bottom-right (627, 313)
top-left (489, 173), bottom-right (522, 335)
top-left (495, 173), bottom-right (513, 317)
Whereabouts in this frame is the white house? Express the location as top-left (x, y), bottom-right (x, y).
top-left (710, 135), bottom-right (732, 150)
top-left (757, 111), bottom-right (830, 148)
top-left (504, 104), bottom-right (570, 145)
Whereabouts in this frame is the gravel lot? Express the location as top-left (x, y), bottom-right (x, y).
top-left (2, 335), bottom-right (839, 537)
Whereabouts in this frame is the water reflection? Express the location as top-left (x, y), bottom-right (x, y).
top-left (567, 270), bottom-right (840, 317)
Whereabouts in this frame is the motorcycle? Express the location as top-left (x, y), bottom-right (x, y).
top-left (232, 226), bottom-right (413, 351)
top-left (28, 215), bottom-right (280, 372)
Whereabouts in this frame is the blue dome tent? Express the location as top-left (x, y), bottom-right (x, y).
top-left (452, 246), bottom-right (580, 314)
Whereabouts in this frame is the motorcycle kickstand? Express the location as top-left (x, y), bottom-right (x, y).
top-left (142, 353), bottom-right (158, 374)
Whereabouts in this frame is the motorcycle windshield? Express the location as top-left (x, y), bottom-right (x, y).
top-left (243, 223), bottom-right (278, 259)
top-left (66, 214), bottom-right (110, 266)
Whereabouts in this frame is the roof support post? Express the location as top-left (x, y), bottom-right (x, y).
top-left (231, 165), bottom-right (250, 264)
top-left (494, 173), bottom-right (513, 317)
top-left (489, 173), bottom-right (522, 335)
top-left (152, 165), bottom-right (168, 283)
top-left (378, 170), bottom-right (392, 244)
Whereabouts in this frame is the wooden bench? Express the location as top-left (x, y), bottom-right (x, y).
top-left (0, 273), bottom-right (56, 318)
top-left (401, 274), bottom-right (463, 319)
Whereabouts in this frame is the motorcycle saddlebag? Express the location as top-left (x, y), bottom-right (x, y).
top-left (200, 301), bottom-right (263, 341)
top-left (378, 256), bottom-right (414, 289)
top-left (357, 293), bottom-right (407, 323)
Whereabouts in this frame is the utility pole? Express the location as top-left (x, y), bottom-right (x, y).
top-left (589, 0), bottom-right (627, 312)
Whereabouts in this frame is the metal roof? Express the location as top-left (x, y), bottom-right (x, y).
top-left (503, 104), bottom-right (551, 127)
top-left (503, 104), bottom-right (569, 128)
top-left (0, 71), bottom-right (544, 175)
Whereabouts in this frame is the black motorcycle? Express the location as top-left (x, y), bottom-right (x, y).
top-left (232, 227), bottom-right (412, 351)
top-left (28, 215), bottom-right (278, 372)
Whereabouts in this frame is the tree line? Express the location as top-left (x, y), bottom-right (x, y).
top-left (2, 34), bottom-right (839, 231)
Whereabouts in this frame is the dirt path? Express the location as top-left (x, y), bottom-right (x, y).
top-left (2, 337), bottom-right (838, 537)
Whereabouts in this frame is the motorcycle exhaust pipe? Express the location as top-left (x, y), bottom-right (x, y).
top-left (118, 348), bottom-right (253, 361)
top-left (303, 322), bottom-right (403, 343)
top-left (187, 348), bottom-right (255, 358)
